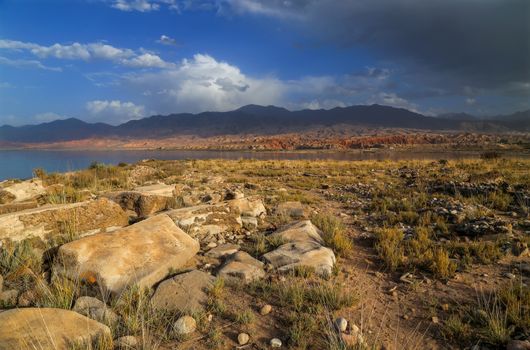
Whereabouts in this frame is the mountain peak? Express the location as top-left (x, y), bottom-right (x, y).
top-left (236, 104), bottom-right (290, 114)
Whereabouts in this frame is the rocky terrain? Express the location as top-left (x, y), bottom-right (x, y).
top-left (0, 158), bottom-right (529, 349)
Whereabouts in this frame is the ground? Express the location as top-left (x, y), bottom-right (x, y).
top-left (1, 156), bottom-right (529, 350)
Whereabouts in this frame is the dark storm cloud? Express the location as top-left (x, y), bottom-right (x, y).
top-left (218, 0), bottom-right (530, 92)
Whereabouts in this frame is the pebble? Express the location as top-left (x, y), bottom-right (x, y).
top-left (335, 317), bottom-right (348, 332)
top-left (504, 272), bottom-right (516, 279)
top-left (238, 333), bottom-right (250, 345)
top-left (431, 316), bottom-right (439, 324)
top-left (207, 242), bottom-right (217, 249)
top-left (441, 303), bottom-right (449, 311)
top-left (260, 304), bottom-right (272, 315)
top-left (174, 315), bottom-right (196, 335)
top-left (270, 338), bottom-right (282, 348)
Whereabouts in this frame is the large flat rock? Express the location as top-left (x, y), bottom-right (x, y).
top-left (151, 270), bottom-right (214, 313)
top-left (0, 179), bottom-right (46, 203)
top-left (0, 198), bottom-right (128, 242)
top-left (217, 251), bottom-right (265, 282)
top-left (268, 220), bottom-right (324, 244)
top-left (134, 183), bottom-right (176, 197)
top-left (263, 241), bottom-right (336, 276)
top-left (53, 214), bottom-right (199, 296)
top-left (0, 308), bottom-right (111, 350)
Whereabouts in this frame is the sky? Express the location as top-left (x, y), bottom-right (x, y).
top-left (0, 0), bottom-right (528, 126)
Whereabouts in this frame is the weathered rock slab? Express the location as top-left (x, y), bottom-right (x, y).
top-left (0, 198), bottom-right (128, 242)
top-left (151, 270), bottom-right (214, 313)
top-left (268, 220), bottom-right (324, 244)
top-left (217, 251), bottom-right (265, 282)
top-left (0, 308), bottom-right (111, 350)
top-left (53, 214), bottom-right (199, 296)
top-left (263, 241), bottom-right (336, 276)
top-left (205, 243), bottom-right (240, 259)
top-left (0, 179), bottom-right (46, 203)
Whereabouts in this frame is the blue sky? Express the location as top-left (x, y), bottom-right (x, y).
top-left (0, 0), bottom-right (528, 125)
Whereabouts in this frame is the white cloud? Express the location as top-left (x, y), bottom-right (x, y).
top-left (86, 100), bottom-right (146, 123)
top-left (122, 53), bottom-right (176, 69)
top-left (157, 35), bottom-right (177, 46)
top-left (109, 0), bottom-right (178, 12)
top-left (124, 53), bottom-right (286, 113)
top-left (0, 39), bottom-right (171, 69)
top-left (368, 92), bottom-right (419, 113)
top-left (0, 56), bottom-right (62, 71)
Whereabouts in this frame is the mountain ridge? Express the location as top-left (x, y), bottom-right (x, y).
top-left (1, 104), bottom-right (528, 143)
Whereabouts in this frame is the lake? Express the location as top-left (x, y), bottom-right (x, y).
top-left (0, 149), bottom-right (526, 180)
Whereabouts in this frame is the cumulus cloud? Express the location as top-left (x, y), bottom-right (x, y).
top-left (0, 39), bottom-right (171, 69)
top-left (157, 35), bottom-right (177, 46)
top-left (86, 100), bottom-right (146, 123)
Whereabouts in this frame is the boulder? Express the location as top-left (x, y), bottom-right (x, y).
top-left (263, 241), bottom-right (336, 276)
top-left (174, 315), bottom-right (196, 335)
top-left (105, 190), bottom-right (176, 218)
top-left (228, 197), bottom-right (266, 218)
top-left (268, 220), bottom-right (324, 244)
top-left (217, 251), bottom-right (265, 282)
top-left (276, 201), bottom-right (306, 219)
top-left (0, 198), bottom-right (128, 242)
top-left (151, 270), bottom-right (214, 313)
top-left (0, 179), bottom-right (46, 203)
top-left (53, 214), bottom-right (199, 296)
top-left (73, 296), bottom-right (119, 325)
top-left (0, 308), bottom-right (111, 349)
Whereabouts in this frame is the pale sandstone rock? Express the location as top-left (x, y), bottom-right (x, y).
top-left (228, 197), bottom-right (266, 217)
top-left (263, 241), bottom-right (336, 276)
top-left (151, 270), bottom-right (214, 313)
top-left (1, 179), bottom-right (46, 203)
top-left (217, 251), bottom-right (265, 282)
top-left (205, 243), bottom-right (240, 259)
top-left (268, 220), bottom-right (324, 244)
top-left (0, 308), bottom-right (111, 349)
top-left (0, 198), bottom-right (128, 242)
top-left (134, 183), bottom-right (176, 197)
top-left (53, 214), bottom-right (199, 296)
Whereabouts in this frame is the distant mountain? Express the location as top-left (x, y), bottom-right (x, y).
top-left (0, 105), bottom-right (528, 144)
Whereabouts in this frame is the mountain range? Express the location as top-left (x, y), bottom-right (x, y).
top-left (1, 104), bottom-right (528, 143)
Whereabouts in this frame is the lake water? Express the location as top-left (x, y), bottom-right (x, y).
top-left (0, 149), bottom-right (526, 180)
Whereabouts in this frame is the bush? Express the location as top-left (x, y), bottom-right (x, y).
top-left (375, 228), bottom-right (404, 271)
top-left (312, 214), bottom-right (353, 256)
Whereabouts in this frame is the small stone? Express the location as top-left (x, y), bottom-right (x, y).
top-left (403, 314), bottom-right (409, 320)
top-left (260, 304), bottom-right (272, 315)
top-left (207, 242), bottom-right (217, 249)
top-left (174, 315), bottom-right (197, 335)
top-left (270, 338), bottom-right (282, 348)
top-left (431, 316), bottom-right (439, 324)
top-left (503, 272), bottom-right (516, 279)
top-left (115, 335), bottom-right (140, 349)
top-left (334, 317), bottom-right (348, 332)
top-left (207, 314), bottom-right (213, 322)
top-left (441, 303), bottom-right (449, 311)
top-left (238, 333), bottom-right (250, 345)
